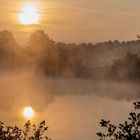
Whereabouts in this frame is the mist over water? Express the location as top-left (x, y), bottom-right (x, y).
top-left (0, 30), bottom-right (140, 140)
top-left (0, 69), bottom-right (137, 140)
top-left (0, 70), bottom-right (139, 112)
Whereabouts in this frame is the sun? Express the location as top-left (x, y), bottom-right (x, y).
top-left (18, 4), bottom-right (39, 25)
top-left (23, 107), bottom-right (34, 119)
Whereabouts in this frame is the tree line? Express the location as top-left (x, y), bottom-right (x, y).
top-left (1, 30), bottom-right (140, 81)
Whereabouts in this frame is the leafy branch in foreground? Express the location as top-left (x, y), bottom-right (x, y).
top-left (0, 120), bottom-right (51, 140)
top-left (97, 101), bottom-right (140, 140)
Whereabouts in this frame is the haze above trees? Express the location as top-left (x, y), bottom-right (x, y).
top-left (1, 30), bottom-right (140, 81)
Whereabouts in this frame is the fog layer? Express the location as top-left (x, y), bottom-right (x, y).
top-left (0, 30), bottom-right (139, 112)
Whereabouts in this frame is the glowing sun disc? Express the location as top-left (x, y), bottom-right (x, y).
top-left (23, 107), bottom-right (34, 119)
top-left (19, 12), bottom-right (39, 25)
top-left (18, 4), bottom-right (39, 25)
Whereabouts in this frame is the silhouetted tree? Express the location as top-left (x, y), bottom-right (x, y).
top-left (0, 30), bottom-right (21, 68)
top-left (0, 29), bottom-right (138, 80)
top-left (0, 120), bottom-right (50, 140)
top-left (97, 100), bottom-right (140, 140)
top-left (109, 53), bottom-right (140, 81)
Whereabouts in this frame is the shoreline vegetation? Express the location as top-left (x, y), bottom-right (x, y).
top-left (0, 120), bottom-right (51, 140)
top-left (0, 30), bottom-right (140, 82)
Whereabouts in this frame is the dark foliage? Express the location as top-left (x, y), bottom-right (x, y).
top-left (0, 120), bottom-right (51, 140)
top-left (109, 53), bottom-right (140, 81)
top-left (1, 30), bottom-right (140, 81)
top-left (97, 101), bottom-right (140, 140)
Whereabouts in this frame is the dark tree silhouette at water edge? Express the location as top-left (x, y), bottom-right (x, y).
top-left (97, 101), bottom-right (140, 140)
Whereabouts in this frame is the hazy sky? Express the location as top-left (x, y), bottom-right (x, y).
top-left (0, 1), bottom-right (139, 140)
top-left (0, 0), bottom-right (140, 44)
